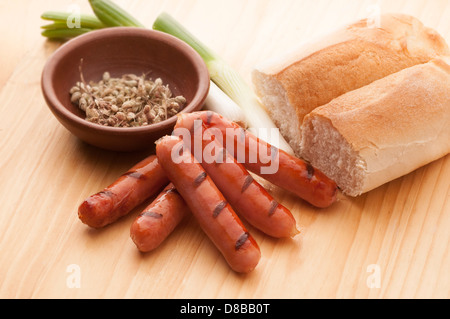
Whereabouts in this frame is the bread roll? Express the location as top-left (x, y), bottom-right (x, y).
top-left (252, 14), bottom-right (449, 155)
top-left (300, 57), bottom-right (450, 197)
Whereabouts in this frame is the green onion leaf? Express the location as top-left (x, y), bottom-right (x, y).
top-left (41, 22), bottom-right (71, 30)
top-left (88, 0), bottom-right (145, 28)
top-left (41, 28), bottom-right (94, 40)
top-left (153, 12), bottom-right (217, 63)
top-left (41, 11), bottom-right (105, 29)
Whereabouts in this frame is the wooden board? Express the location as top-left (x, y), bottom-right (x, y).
top-left (0, 0), bottom-right (449, 299)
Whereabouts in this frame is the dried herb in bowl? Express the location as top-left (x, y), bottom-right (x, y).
top-left (70, 71), bottom-right (187, 128)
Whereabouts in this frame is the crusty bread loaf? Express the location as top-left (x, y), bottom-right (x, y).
top-left (300, 57), bottom-right (450, 197)
top-left (252, 14), bottom-right (450, 155)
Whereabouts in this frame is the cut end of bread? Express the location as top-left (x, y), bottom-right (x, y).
top-left (301, 115), bottom-right (366, 197)
top-left (252, 69), bottom-right (303, 155)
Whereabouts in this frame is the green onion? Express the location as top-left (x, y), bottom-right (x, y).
top-left (88, 0), bottom-right (145, 28)
top-left (153, 12), bottom-right (293, 153)
top-left (41, 11), bottom-right (105, 29)
top-left (205, 82), bottom-right (247, 127)
top-left (40, 11), bottom-right (104, 40)
top-left (41, 28), bottom-right (94, 40)
top-left (41, 22), bottom-right (71, 30)
top-left (153, 12), bottom-right (216, 63)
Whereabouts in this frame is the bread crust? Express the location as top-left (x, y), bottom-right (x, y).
top-left (301, 57), bottom-right (450, 196)
top-left (253, 14), bottom-right (450, 154)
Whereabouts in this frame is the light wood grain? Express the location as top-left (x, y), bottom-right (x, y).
top-left (0, 0), bottom-right (448, 299)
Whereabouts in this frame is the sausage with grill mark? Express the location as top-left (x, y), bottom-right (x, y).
top-left (175, 111), bottom-right (338, 208)
top-left (177, 120), bottom-right (300, 238)
top-left (78, 155), bottom-right (169, 228)
top-left (130, 183), bottom-right (189, 253)
top-left (155, 135), bottom-right (261, 273)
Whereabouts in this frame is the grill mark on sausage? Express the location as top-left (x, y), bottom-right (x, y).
top-left (235, 232), bottom-right (249, 250)
top-left (268, 200), bottom-right (279, 217)
top-left (306, 164), bottom-right (315, 180)
top-left (194, 172), bottom-right (207, 187)
top-left (140, 211), bottom-right (163, 219)
top-left (122, 171), bottom-right (146, 180)
top-left (241, 175), bottom-right (254, 193)
top-left (213, 201), bottom-right (228, 218)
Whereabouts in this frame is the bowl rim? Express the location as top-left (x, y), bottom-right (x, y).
top-left (41, 27), bottom-right (210, 134)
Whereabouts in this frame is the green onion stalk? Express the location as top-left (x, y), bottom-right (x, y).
top-left (40, 11), bottom-right (105, 39)
top-left (41, 11), bottom-right (106, 28)
top-left (88, 0), bottom-right (145, 27)
top-left (40, 0), bottom-right (144, 39)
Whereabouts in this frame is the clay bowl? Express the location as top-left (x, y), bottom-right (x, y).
top-left (41, 27), bottom-right (210, 152)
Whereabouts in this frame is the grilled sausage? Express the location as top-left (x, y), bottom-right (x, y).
top-left (174, 111), bottom-right (338, 208)
top-left (78, 155), bottom-right (169, 228)
top-left (156, 135), bottom-right (261, 273)
top-left (130, 183), bottom-right (189, 253)
top-left (178, 121), bottom-right (299, 238)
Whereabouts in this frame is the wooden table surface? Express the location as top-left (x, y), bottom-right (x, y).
top-left (0, 0), bottom-right (449, 299)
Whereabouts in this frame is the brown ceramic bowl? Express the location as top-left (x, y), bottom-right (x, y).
top-left (41, 27), bottom-right (210, 152)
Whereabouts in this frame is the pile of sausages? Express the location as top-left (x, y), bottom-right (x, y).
top-left (78, 111), bottom-right (338, 273)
